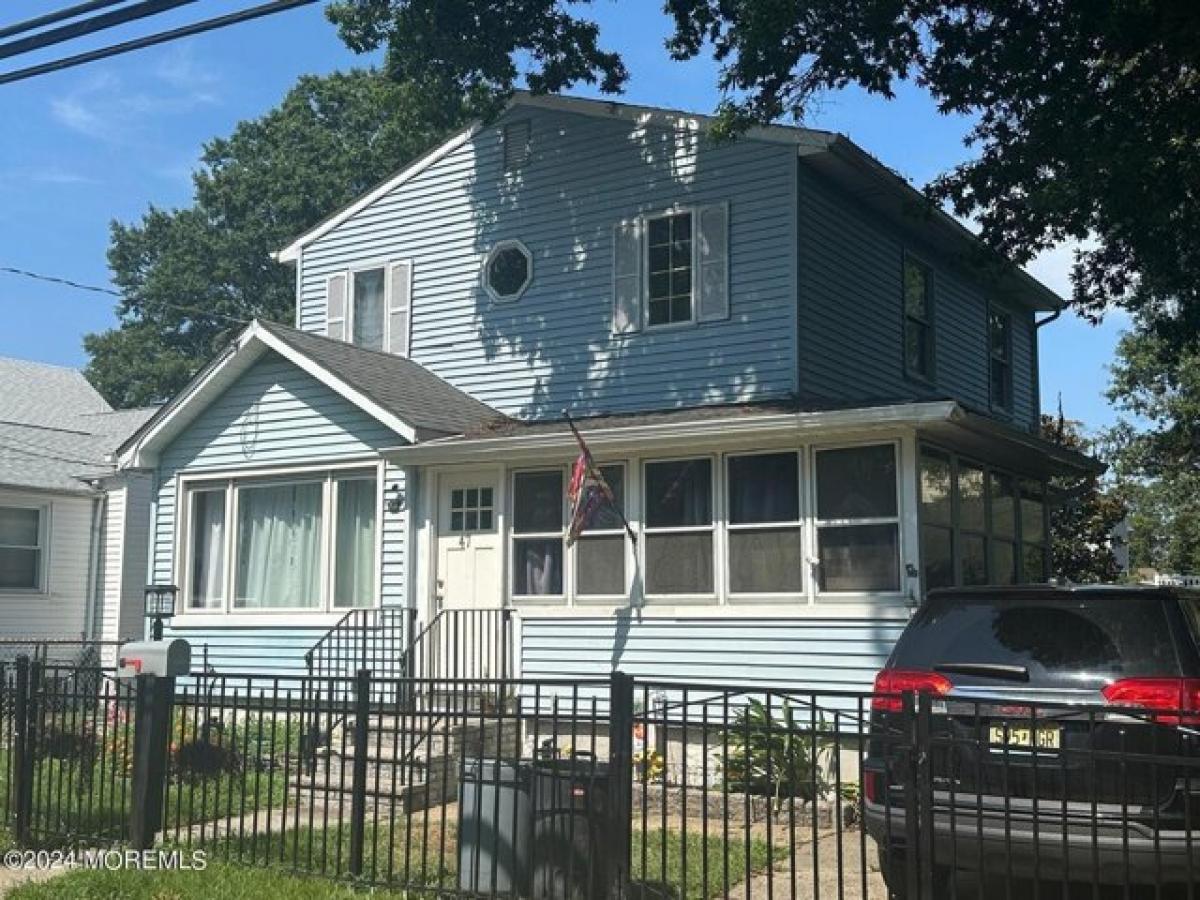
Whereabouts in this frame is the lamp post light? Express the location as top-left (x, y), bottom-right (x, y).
top-left (144, 585), bottom-right (178, 641)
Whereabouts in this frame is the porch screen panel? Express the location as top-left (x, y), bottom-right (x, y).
top-left (727, 453), bottom-right (802, 594)
top-left (815, 445), bottom-right (900, 593)
top-left (576, 465), bottom-right (626, 597)
top-left (188, 489), bottom-right (226, 609)
top-left (920, 448), bottom-right (954, 590)
top-left (512, 470), bottom-right (563, 597)
top-left (644, 458), bottom-right (713, 595)
top-left (234, 481), bottom-right (323, 608)
top-left (334, 477), bottom-right (377, 608)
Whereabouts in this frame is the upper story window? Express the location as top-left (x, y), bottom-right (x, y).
top-left (989, 306), bottom-right (1013, 412)
top-left (483, 240), bottom-right (532, 302)
top-left (352, 267), bottom-right (386, 351)
top-left (325, 261), bottom-right (413, 356)
top-left (646, 211), bottom-right (693, 327)
top-left (903, 256), bottom-right (935, 381)
top-left (0, 506), bottom-right (45, 591)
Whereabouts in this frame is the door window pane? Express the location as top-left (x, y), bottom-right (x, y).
top-left (352, 267), bottom-right (385, 350)
top-left (335, 479), bottom-right (377, 608)
top-left (816, 445), bottom-right (897, 520)
top-left (646, 533), bottom-right (713, 594)
top-left (189, 490), bottom-right (226, 609)
top-left (645, 460), bottom-right (711, 527)
top-left (235, 482), bottom-right (323, 609)
top-left (729, 528), bottom-right (804, 594)
top-left (514, 538), bottom-right (563, 596)
top-left (577, 534), bottom-right (625, 595)
top-left (922, 525), bottom-right (954, 590)
top-left (817, 524), bottom-right (900, 592)
top-left (728, 454), bottom-right (799, 524)
top-left (513, 471), bottom-right (563, 533)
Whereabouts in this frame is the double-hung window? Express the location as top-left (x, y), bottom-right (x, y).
top-left (511, 470), bottom-right (564, 598)
top-left (645, 211), bottom-right (693, 327)
top-left (0, 506), bottom-right (44, 591)
top-left (351, 267), bottom-right (386, 351)
top-left (989, 307), bottom-right (1013, 412)
top-left (903, 256), bottom-right (934, 380)
top-left (726, 453), bottom-right (803, 594)
top-left (814, 445), bottom-right (901, 593)
top-left (575, 465), bottom-right (627, 597)
top-left (644, 458), bottom-right (714, 595)
top-left (183, 469), bottom-right (378, 612)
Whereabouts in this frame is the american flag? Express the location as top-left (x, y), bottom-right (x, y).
top-left (563, 412), bottom-right (635, 547)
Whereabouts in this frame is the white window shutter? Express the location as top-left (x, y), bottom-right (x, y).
top-left (326, 273), bottom-right (347, 340)
top-left (387, 260), bottom-right (413, 356)
top-left (612, 218), bottom-right (643, 335)
top-left (696, 203), bottom-right (730, 322)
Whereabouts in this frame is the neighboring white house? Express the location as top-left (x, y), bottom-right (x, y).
top-left (0, 356), bottom-right (156, 663)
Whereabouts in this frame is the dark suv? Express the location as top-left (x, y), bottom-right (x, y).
top-left (863, 585), bottom-right (1200, 895)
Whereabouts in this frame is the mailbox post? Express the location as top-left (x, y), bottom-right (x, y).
top-left (119, 640), bottom-right (190, 850)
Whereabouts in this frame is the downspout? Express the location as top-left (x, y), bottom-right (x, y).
top-left (1033, 309), bottom-right (1062, 431)
top-left (82, 487), bottom-right (105, 642)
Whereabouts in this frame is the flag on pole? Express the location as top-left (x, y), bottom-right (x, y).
top-left (563, 411), bottom-right (638, 548)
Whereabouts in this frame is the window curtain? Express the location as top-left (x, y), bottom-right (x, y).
top-left (235, 482), bottom-right (322, 608)
top-left (190, 492), bottom-right (225, 608)
top-left (335, 480), bottom-right (377, 608)
top-left (521, 541), bottom-right (560, 595)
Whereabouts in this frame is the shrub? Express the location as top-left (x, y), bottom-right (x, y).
top-left (719, 699), bottom-right (833, 809)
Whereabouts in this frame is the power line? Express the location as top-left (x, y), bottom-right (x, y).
top-left (0, 0), bottom-right (198, 63)
top-left (0, 1), bottom-right (132, 41)
top-left (0, 0), bottom-right (319, 86)
top-left (0, 265), bottom-right (251, 325)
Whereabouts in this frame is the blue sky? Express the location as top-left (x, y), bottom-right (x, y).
top-left (0, 1), bottom-right (1123, 431)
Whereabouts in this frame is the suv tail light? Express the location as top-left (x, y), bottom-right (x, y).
top-left (871, 669), bottom-right (952, 713)
top-left (1101, 678), bottom-right (1200, 724)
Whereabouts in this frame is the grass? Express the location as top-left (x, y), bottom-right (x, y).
top-left (631, 828), bottom-right (777, 899)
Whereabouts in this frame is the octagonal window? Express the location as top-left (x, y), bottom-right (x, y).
top-left (484, 241), bottom-right (532, 302)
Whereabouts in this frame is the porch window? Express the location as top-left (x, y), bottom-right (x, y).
top-left (188, 489), bottom-right (226, 609)
top-left (989, 472), bottom-right (1018, 585)
top-left (646, 211), bottom-right (693, 327)
top-left (575, 465), bottom-right (626, 597)
top-left (814, 444), bottom-right (900, 593)
top-left (726, 453), bottom-right (803, 594)
top-left (903, 256), bottom-right (934, 380)
top-left (958, 463), bottom-right (988, 585)
top-left (334, 477), bottom-right (378, 608)
top-left (644, 458), bottom-right (713, 595)
top-left (0, 506), bottom-right (43, 591)
top-left (235, 481), bottom-right (324, 609)
top-left (1020, 480), bottom-right (1048, 582)
top-left (351, 267), bottom-right (386, 351)
top-left (989, 307), bottom-right (1013, 412)
top-left (919, 448), bottom-right (954, 589)
top-left (512, 470), bottom-right (564, 597)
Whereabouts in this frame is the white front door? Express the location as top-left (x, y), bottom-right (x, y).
top-left (434, 469), bottom-right (503, 614)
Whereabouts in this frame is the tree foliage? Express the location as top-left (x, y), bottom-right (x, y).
top-left (1041, 414), bottom-right (1125, 584)
top-left (86, 70), bottom-right (475, 408)
top-left (326, 1), bottom-right (1200, 326)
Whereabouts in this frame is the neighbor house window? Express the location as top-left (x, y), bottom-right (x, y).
top-left (0, 506), bottom-right (44, 591)
top-left (646, 211), bottom-right (693, 327)
top-left (989, 307), bottom-right (1013, 412)
top-left (511, 470), bottom-right (564, 597)
top-left (351, 267), bottom-right (386, 351)
top-left (644, 458), bottom-right (713, 595)
top-left (903, 256), bottom-right (934, 380)
top-left (726, 453), bottom-right (803, 594)
top-left (183, 468), bottom-right (377, 612)
top-left (574, 465), bottom-right (627, 597)
top-left (815, 445), bottom-right (900, 593)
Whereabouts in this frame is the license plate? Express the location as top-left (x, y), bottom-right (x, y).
top-left (988, 723), bottom-right (1061, 750)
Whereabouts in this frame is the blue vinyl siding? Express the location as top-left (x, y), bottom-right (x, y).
top-left (164, 625), bottom-right (323, 677)
top-left (520, 615), bottom-right (910, 694)
top-left (298, 106), bottom-right (799, 420)
top-left (797, 167), bottom-right (1039, 430)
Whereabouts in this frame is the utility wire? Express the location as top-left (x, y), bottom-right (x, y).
top-left (0, 0), bottom-right (197, 62)
top-left (0, 0), bottom-right (319, 85)
top-left (0, 0), bottom-right (132, 41)
top-left (0, 265), bottom-right (251, 325)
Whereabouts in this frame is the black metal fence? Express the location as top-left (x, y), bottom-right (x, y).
top-left (2, 659), bottom-right (1198, 898)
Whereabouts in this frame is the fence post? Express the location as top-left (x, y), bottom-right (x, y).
top-left (129, 673), bottom-right (176, 850)
top-left (348, 668), bottom-right (371, 879)
top-left (914, 691), bottom-right (935, 900)
top-left (11, 655), bottom-right (33, 845)
top-left (608, 670), bottom-right (634, 900)
top-left (901, 690), bottom-right (921, 900)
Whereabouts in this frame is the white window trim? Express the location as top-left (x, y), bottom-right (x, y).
top-left (175, 459), bottom-right (384, 616)
top-left (509, 466), bottom-right (568, 602)
top-left (482, 239), bottom-right (533, 304)
top-left (642, 207), bottom-right (698, 331)
top-left (640, 454), bottom-right (719, 603)
top-left (0, 503), bottom-right (49, 595)
top-left (572, 462), bottom-right (631, 603)
top-left (810, 439), bottom-right (905, 599)
top-left (725, 450), bottom-right (807, 603)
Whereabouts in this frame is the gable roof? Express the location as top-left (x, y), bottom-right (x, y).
top-left (0, 357), bottom-right (157, 494)
top-left (273, 92), bottom-right (1062, 312)
top-left (120, 320), bottom-right (502, 468)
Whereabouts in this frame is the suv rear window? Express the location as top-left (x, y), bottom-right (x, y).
top-left (892, 593), bottom-right (1181, 683)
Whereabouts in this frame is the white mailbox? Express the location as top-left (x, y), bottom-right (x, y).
top-left (116, 639), bottom-right (191, 679)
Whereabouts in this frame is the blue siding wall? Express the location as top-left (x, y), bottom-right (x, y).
top-left (797, 167), bottom-right (1039, 430)
top-left (299, 105), bottom-right (799, 420)
top-left (520, 614), bottom-right (910, 694)
top-left (151, 352), bottom-right (408, 674)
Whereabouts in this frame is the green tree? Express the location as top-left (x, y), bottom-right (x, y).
top-left (1041, 414), bottom-right (1125, 584)
top-left (86, 70), bottom-right (476, 408)
top-left (326, 1), bottom-right (1200, 324)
